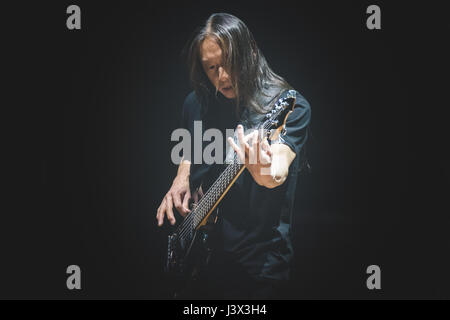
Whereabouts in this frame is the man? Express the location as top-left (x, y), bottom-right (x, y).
top-left (156, 13), bottom-right (311, 299)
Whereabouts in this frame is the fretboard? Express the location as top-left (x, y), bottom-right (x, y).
top-left (178, 159), bottom-right (244, 241)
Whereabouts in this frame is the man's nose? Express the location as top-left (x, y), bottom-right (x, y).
top-left (218, 66), bottom-right (229, 82)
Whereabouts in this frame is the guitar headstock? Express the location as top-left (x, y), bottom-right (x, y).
top-left (261, 90), bottom-right (297, 141)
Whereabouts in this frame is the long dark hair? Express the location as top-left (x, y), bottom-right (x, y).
top-left (185, 13), bottom-right (292, 118)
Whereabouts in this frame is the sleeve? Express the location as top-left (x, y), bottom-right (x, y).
top-left (180, 92), bottom-right (194, 131)
top-left (278, 90), bottom-right (311, 156)
top-left (179, 91), bottom-right (200, 163)
top-left (179, 91), bottom-right (205, 190)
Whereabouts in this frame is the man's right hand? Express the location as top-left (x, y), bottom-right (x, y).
top-left (156, 161), bottom-right (191, 226)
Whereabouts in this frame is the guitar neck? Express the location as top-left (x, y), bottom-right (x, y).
top-left (177, 160), bottom-right (245, 239)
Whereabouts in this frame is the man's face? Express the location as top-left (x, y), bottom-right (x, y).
top-left (200, 37), bottom-right (236, 99)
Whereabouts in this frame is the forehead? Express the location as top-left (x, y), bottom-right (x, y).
top-left (200, 37), bottom-right (222, 63)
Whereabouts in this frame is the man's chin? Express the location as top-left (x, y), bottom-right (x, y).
top-left (220, 89), bottom-right (236, 99)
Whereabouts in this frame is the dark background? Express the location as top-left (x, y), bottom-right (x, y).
top-left (2, 1), bottom-right (449, 299)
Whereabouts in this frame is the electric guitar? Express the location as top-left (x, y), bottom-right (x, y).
top-left (165, 90), bottom-right (298, 297)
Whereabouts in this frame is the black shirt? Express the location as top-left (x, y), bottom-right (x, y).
top-left (181, 89), bottom-right (311, 281)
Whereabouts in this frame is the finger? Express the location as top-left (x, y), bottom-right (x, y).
top-left (182, 191), bottom-right (191, 214)
top-left (237, 125), bottom-right (245, 145)
top-left (261, 137), bottom-right (269, 152)
top-left (258, 128), bottom-right (265, 142)
top-left (166, 195), bottom-right (176, 225)
top-left (243, 130), bottom-right (254, 144)
top-left (237, 125), bottom-right (250, 155)
top-left (262, 140), bottom-right (272, 159)
top-left (193, 190), bottom-right (199, 203)
top-left (261, 138), bottom-right (272, 157)
top-left (228, 137), bottom-right (245, 163)
top-left (157, 199), bottom-right (166, 226)
top-left (172, 190), bottom-right (183, 212)
top-left (249, 131), bottom-right (259, 165)
top-left (255, 131), bottom-right (261, 161)
top-left (259, 138), bottom-right (271, 165)
top-left (260, 150), bottom-right (272, 165)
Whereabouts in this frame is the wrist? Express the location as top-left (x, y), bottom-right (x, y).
top-left (177, 160), bottom-right (191, 180)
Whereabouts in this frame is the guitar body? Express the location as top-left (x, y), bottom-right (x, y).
top-left (166, 207), bottom-right (219, 298)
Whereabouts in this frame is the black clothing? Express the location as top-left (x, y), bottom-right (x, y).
top-left (181, 89), bottom-right (311, 284)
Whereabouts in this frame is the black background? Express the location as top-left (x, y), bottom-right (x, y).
top-left (2, 1), bottom-right (449, 299)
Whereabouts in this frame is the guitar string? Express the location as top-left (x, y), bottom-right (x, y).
top-left (175, 96), bottom-right (293, 240)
